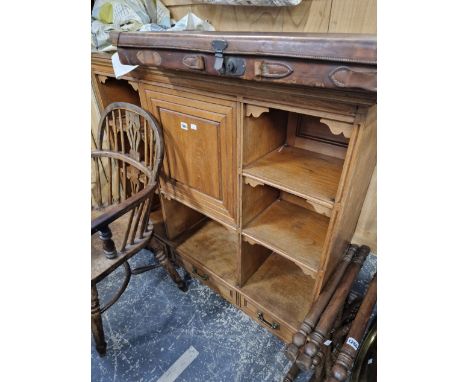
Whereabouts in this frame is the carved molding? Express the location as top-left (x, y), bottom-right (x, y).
top-left (242, 236), bottom-right (258, 247)
top-left (161, 192), bottom-right (172, 201)
top-left (306, 200), bottom-right (332, 217)
top-left (245, 104), bottom-right (269, 118)
top-left (97, 75), bottom-right (108, 84)
top-left (244, 177), bottom-right (264, 188)
top-left (298, 265), bottom-right (315, 277)
top-left (320, 118), bottom-right (353, 139)
top-left (128, 81), bottom-right (139, 92)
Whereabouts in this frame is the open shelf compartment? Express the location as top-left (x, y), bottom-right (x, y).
top-left (94, 75), bottom-right (141, 109)
top-left (242, 105), bottom-right (350, 207)
top-left (176, 218), bottom-right (238, 286)
top-left (240, 243), bottom-right (316, 328)
top-left (242, 181), bottom-right (329, 276)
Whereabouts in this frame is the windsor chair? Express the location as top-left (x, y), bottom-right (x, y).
top-left (91, 102), bottom-right (186, 356)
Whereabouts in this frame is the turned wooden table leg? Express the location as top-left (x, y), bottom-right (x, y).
top-left (297, 245), bottom-right (370, 371)
top-left (150, 238), bottom-right (188, 292)
top-left (328, 275), bottom-right (377, 382)
top-left (286, 244), bottom-right (358, 363)
top-left (91, 284), bottom-right (107, 356)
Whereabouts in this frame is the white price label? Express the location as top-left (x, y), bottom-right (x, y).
top-left (323, 339), bottom-right (332, 346)
top-left (181, 122), bottom-right (188, 130)
top-left (190, 123), bottom-right (197, 130)
top-left (346, 337), bottom-right (359, 351)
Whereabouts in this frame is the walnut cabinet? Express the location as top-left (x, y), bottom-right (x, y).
top-left (92, 52), bottom-right (376, 342)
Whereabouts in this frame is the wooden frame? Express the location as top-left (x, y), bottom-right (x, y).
top-left (91, 53), bottom-right (376, 344)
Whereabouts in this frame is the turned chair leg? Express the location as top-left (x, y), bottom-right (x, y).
top-left (149, 238), bottom-right (188, 292)
top-left (91, 284), bottom-right (107, 356)
top-left (283, 363), bottom-right (300, 382)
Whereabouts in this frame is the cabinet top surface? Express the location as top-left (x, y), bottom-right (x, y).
top-left (111, 31), bottom-right (376, 65)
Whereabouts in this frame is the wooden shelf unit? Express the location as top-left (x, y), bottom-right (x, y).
top-left (91, 52), bottom-right (377, 342)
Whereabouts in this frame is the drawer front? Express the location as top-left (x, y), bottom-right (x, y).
top-left (179, 256), bottom-right (236, 305)
top-left (178, 254), bottom-right (296, 342)
top-left (240, 295), bottom-right (296, 343)
top-left (140, 84), bottom-right (238, 227)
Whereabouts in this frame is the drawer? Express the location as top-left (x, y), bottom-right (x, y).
top-left (239, 295), bottom-right (296, 343)
top-left (179, 255), bottom-right (237, 305)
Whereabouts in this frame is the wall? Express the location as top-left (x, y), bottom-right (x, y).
top-left (163, 0), bottom-right (376, 33)
top-left (91, 87), bottom-right (100, 149)
top-left (351, 166), bottom-right (376, 252)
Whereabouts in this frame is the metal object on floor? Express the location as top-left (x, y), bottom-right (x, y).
top-left (350, 319), bottom-right (377, 382)
top-left (328, 275), bottom-right (377, 382)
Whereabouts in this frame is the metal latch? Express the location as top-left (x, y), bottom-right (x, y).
top-left (212, 40), bottom-right (228, 74)
top-left (211, 39), bottom-right (246, 76)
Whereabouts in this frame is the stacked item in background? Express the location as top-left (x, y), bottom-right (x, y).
top-left (181, 0), bottom-right (302, 4)
top-left (91, 0), bottom-right (214, 52)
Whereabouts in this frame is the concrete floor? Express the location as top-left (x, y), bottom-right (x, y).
top-left (91, 250), bottom-right (376, 382)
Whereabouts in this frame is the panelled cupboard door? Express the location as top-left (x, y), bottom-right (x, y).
top-left (140, 84), bottom-right (238, 227)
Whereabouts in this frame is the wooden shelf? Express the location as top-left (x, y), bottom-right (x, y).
top-left (176, 220), bottom-right (238, 286)
top-left (241, 253), bottom-right (316, 327)
top-left (242, 199), bottom-right (328, 275)
top-left (243, 146), bottom-right (344, 207)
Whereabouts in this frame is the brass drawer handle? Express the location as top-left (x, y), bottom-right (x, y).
top-left (192, 266), bottom-right (209, 281)
top-left (257, 312), bottom-right (280, 330)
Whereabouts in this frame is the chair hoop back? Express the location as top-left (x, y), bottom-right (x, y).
top-left (97, 102), bottom-right (164, 183)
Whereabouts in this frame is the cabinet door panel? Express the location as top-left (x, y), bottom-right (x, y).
top-left (160, 109), bottom-right (221, 199)
top-left (141, 85), bottom-right (238, 227)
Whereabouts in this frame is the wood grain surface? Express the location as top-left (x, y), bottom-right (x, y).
top-left (241, 252), bottom-right (316, 327)
top-left (243, 199), bottom-right (329, 274)
top-left (164, 0), bottom-right (376, 34)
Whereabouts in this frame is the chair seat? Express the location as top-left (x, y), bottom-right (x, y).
top-left (91, 207), bottom-right (153, 283)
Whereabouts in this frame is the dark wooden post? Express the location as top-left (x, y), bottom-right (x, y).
top-left (150, 237), bottom-right (188, 292)
top-left (91, 284), bottom-right (107, 356)
top-left (283, 363), bottom-right (300, 382)
top-left (286, 244), bottom-right (358, 362)
top-left (98, 226), bottom-right (117, 259)
top-left (328, 274), bottom-right (377, 382)
top-left (296, 245), bottom-right (370, 371)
